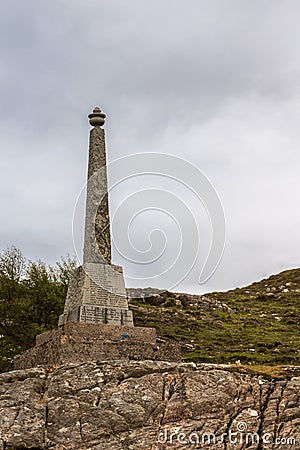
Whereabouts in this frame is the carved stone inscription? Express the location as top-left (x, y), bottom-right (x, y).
top-left (82, 263), bottom-right (128, 308)
top-left (79, 306), bottom-right (134, 326)
top-left (79, 306), bottom-right (106, 323)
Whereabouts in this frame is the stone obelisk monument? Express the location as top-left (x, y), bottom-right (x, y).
top-left (59, 107), bottom-right (133, 326)
top-left (13, 108), bottom-right (180, 370)
top-left (84, 107), bottom-right (111, 264)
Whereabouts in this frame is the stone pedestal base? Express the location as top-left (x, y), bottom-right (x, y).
top-left (13, 322), bottom-right (181, 370)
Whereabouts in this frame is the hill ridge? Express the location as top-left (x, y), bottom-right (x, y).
top-left (128, 268), bottom-right (300, 366)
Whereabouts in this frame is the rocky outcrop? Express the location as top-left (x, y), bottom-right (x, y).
top-left (0, 361), bottom-right (299, 449)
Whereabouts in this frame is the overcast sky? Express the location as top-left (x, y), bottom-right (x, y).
top-left (0, 0), bottom-right (299, 293)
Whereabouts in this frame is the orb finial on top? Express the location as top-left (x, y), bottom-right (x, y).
top-left (88, 107), bottom-right (106, 127)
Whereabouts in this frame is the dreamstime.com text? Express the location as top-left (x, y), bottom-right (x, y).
top-left (157, 422), bottom-right (297, 446)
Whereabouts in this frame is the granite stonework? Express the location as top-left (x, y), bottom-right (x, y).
top-left (13, 107), bottom-right (181, 370)
top-left (13, 323), bottom-right (181, 370)
top-left (83, 125), bottom-right (111, 265)
top-left (58, 263), bottom-right (133, 326)
top-left (59, 110), bottom-right (133, 327)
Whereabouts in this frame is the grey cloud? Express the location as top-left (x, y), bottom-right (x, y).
top-left (0, 0), bottom-right (299, 292)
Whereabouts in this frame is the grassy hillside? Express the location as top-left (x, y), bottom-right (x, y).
top-left (127, 268), bottom-right (300, 367)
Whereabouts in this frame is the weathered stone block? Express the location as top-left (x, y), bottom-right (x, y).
top-left (36, 322), bottom-right (156, 346)
top-left (13, 323), bottom-right (181, 370)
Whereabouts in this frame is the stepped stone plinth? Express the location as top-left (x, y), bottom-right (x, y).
top-left (13, 322), bottom-right (181, 370)
top-left (14, 107), bottom-right (181, 370)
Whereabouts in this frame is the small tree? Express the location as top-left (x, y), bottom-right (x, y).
top-left (0, 246), bottom-right (29, 371)
top-left (0, 246), bottom-right (77, 372)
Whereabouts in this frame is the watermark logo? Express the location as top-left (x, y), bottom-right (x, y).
top-left (73, 153), bottom-right (226, 296)
top-left (157, 422), bottom-right (297, 446)
top-left (236, 421), bottom-right (247, 432)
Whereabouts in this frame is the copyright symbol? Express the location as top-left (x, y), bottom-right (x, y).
top-left (237, 422), bottom-right (247, 432)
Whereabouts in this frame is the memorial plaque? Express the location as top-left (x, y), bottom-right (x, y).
top-left (79, 306), bottom-right (106, 323)
top-left (79, 306), bottom-right (133, 326)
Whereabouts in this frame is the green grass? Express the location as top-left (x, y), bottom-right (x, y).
top-left (128, 268), bottom-right (300, 368)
